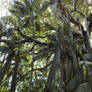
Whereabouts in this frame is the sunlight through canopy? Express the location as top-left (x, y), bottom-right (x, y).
top-left (0, 0), bottom-right (11, 17)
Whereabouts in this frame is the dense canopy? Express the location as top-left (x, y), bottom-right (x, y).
top-left (0, 0), bottom-right (92, 92)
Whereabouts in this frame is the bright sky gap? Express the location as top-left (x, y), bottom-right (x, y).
top-left (0, 0), bottom-right (11, 18)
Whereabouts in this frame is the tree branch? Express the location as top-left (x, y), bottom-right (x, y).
top-left (33, 61), bottom-right (53, 71)
top-left (74, 0), bottom-right (78, 10)
top-left (57, 0), bottom-right (91, 49)
top-left (71, 9), bottom-right (87, 19)
top-left (17, 28), bottom-right (54, 47)
top-left (58, 0), bottom-right (79, 26)
top-left (10, 56), bottom-right (19, 92)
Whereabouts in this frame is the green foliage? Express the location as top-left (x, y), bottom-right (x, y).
top-left (0, 0), bottom-right (92, 92)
